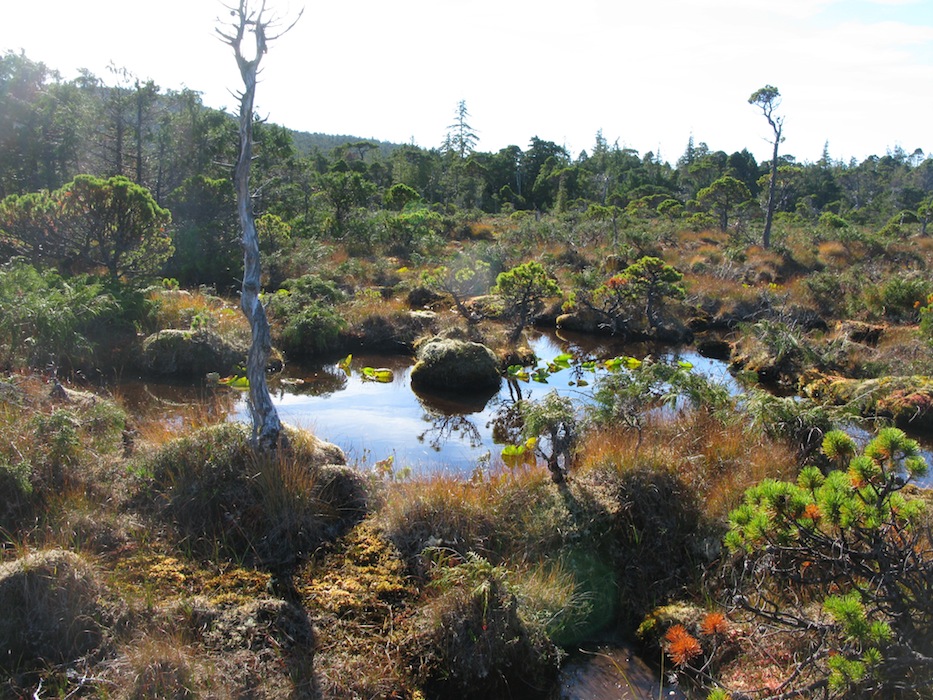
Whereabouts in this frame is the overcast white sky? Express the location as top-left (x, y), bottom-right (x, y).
top-left (3, 0), bottom-right (932, 164)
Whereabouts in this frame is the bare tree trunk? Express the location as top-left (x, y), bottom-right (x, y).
top-left (763, 135), bottom-right (780, 249)
top-left (219, 1), bottom-right (299, 452)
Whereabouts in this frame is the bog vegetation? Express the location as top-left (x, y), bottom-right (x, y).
top-left (0, 46), bottom-right (932, 699)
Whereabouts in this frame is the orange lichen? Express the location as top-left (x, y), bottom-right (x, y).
top-left (803, 503), bottom-right (822, 522)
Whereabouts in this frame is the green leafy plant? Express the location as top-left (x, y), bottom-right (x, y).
top-left (725, 427), bottom-right (932, 697)
top-left (0, 260), bottom-right (118, 370)
top-left (493, 261), bottom-right (561, 344)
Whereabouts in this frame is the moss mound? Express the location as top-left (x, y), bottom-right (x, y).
top-left (140, 328), bottom-right (246, 378)
top-left (0, 549), bottom-right (114, 672)
top-left (400, 566), bottom-right (560, 699)
top-left (410, 337), bottom-right (501, 392)
top-left (133, 423), bottom-right (367, 568)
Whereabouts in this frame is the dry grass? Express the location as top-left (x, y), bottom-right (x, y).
top-left (105, 636), bottom-right (203, 700)
top-left (378, 473), bottom-right (499, 567)
top-left (578, 410), bottom-right (797, 521)
top-left (816, 240), bottom-right (852, 269)
top-left (150, 288), bottom-right (248, 341)
top-left (0, 549), bottom-right (117, 674)
top-left (341, 289), bottom-right (410, 326)
top-left (129, 422), bottom-right (366, 568)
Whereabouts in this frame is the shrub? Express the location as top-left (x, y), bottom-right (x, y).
top-left (863, 274), bottom-right (932, 323)
top-left (493, 261), bottom-right (561, 343)
top-left (518, 390), bottom-right (579, 483)
top-left (724, 428), bottom-right (932, 697)
top-left (266, 274), bottom-right (347, 358)
top-left (819, 211), bottom-right (850, 230)
top-left (0, 260), bottom-right (118, 371)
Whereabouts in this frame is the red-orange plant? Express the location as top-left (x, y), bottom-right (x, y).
top-left (664, 624), bottom-right (702, 666)
top-left (700, 612), bottom-right (729, 637)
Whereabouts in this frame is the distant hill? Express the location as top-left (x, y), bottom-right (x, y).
top-left (288, 131), bottom-right (405, 159)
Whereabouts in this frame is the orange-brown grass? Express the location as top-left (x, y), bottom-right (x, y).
top-left (676, 229), bottom-right (730, 250)
top-left (578, 411), bottom-right (797, 521)
top-left (378, 472), bottom-right (499, 564)
top-left (910, 235), bottom-right (933, 257)
top-left (150, 289), bottom-right (247, 339)
top-left (327, 244), bottom-right (350, 267)
top-left (745, 245), bottom-right (787, 283)
top-left (378, 466), bottom-right (568, 567)
top-left (816, 240), bottom-right (852, 268)
top-left (342, 288), bottom-right (410, 325)
top-left (684, 271), bottom-right (749, 299)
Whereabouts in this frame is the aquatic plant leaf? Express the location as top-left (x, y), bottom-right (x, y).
top-left (362, 367), bottom-right (394, 383)
top-left (337, 353), bottom-right (352, 374)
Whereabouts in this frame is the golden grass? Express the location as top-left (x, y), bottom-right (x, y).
top-left (341, 289), bottom-right (410, 326)
top-left (676, 229), bottom-right (730, 249)
top-left (150, 289), bottom-right (247, 337)
top-left (816, 240), bottom-right (851, 268)
top-left (577, 410), bottom-right (798, 521)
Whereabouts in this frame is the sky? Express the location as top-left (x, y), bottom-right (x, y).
top-left (3, 0), bottom-right (932, 165)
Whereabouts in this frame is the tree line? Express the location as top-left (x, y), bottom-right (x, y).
top-left (2, 49), bottom-right (932, 289)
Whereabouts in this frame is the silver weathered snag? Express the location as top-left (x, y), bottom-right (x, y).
top-left (217, 0), bottom-right (301, 451)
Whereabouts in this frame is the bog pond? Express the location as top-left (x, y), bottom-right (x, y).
top-left (119, 328), bottom-right (932, 485)
top-left (120, 330), bottom-right (738, 476)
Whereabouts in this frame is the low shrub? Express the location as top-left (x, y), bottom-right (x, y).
top-left (723, 429), bottom-right (932, 697)
top-left (0, 260), bottom-right (118, 371)
top-left (266, 274), bottom-right (347, 358)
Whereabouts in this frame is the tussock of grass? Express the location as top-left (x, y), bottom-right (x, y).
top-left (0, 549), bottom-right (118, 674)
top-left (107, 637), bottom-right (200, 700)
top-left (578, 411), bottom-right (797, 521)
top-left (399, 554), bottom-right (560, 700)
top-left (131, 422), bottom-right (368, 568)
top-left (378, 474), bottom-right (499, 570)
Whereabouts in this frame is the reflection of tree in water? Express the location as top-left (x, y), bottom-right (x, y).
top-left (412, 384), bottom-right (495, 452)
top-left (488, 382), bottom-right (525, 445)
top-left (417, 412), bottom-right (484, 452)
top-left (271, 365), bottom-right (348, 398)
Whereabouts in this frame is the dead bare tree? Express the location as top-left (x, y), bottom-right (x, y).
top-left (217, 0), bottom-right (301, 451)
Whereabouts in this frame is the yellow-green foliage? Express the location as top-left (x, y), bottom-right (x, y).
top-left (300, 521), bottom-right (412, 618)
